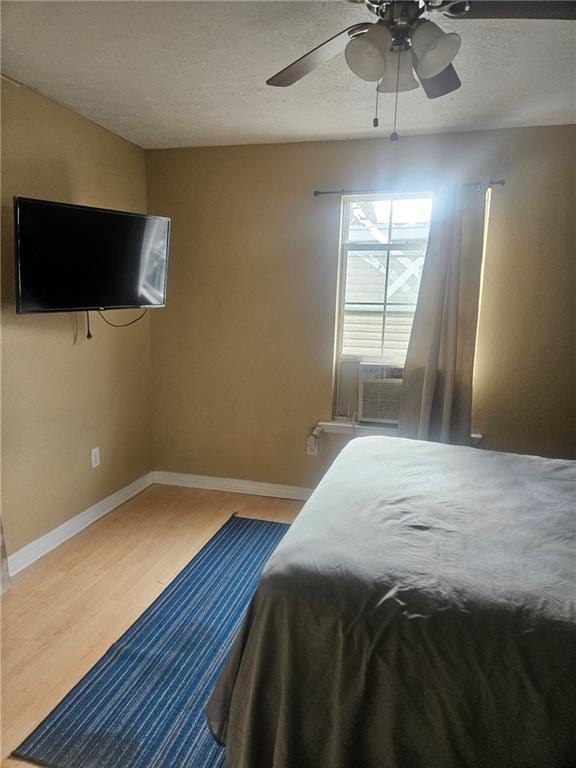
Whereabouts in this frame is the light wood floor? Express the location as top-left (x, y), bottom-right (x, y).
top-left (1, 485), bottom-right (302, 765)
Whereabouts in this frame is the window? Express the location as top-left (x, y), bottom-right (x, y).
top-left (337, 193), bottom-right (432, 365)
top-left (333, 193), bottom-right (432, 421)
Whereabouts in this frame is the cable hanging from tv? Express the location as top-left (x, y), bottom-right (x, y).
top-left (97, 308), bottom-right (148, 327)
top-left (85, 308), bottom-right (148, 340)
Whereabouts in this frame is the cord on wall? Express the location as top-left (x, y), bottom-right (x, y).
top-left (85, 308), bottom-right (148, 339)
top-left (97, 308), bottom-right (148, 327)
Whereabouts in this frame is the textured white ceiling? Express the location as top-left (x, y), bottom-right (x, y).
top-left (2, 1), bottom-right (575, 148)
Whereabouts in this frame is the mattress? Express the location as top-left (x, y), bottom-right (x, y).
top-left (206, 436), bottom-right (576, 768)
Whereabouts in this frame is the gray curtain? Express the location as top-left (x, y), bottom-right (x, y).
top-left (399, 183), bottom-right (489, 445)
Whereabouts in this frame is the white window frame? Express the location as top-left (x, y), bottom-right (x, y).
top-left (332, 190), bottom-right (433, 421)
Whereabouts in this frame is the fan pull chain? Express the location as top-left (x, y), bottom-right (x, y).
top-left (390, 51), bottom-right (401, 142)
top-left (373, 85), bottom-right (380, 128)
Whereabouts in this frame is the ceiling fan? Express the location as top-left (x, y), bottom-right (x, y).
top-left (266, 1), bottom-right (576, 100)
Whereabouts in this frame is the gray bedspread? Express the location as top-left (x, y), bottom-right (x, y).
top-left (206, 437), bottom-right (576, 768)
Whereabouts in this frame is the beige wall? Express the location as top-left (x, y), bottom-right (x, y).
top-left (1, 83), bottom-right (152, 554)
top-left (147, 126), bottom-right (575, 488)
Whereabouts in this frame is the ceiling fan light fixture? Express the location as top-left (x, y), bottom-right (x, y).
top-left (377, 49), bottom-right (419, 93)
top-left (411, 20), bottom-right (461, 79)
top-left (344, 23), bottom-right (392, 82)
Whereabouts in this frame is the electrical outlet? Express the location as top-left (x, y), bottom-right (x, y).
top-left (306, 435), bottom-right (318, 457)
top-left (90, 447), bottom-right (101, 469)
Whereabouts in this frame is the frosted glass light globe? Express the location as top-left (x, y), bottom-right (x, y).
top-left (412, 20), bottom-right (461, 79)
top-left (378, 50), bottom-right (420, 92)
top-left (345, 24), bottom-right (392, 82)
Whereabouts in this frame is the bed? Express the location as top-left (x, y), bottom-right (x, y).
top-left (206, 436), bottom-right (576, 768)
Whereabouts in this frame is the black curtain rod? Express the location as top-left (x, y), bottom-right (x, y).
top-left (312, 180), bottom-right (505, 198)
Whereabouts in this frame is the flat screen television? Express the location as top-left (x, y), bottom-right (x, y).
top-left (14, 197), bottom-right (170, 313)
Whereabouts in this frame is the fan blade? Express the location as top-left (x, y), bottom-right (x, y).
top-left (266, 23), bottom-right (372, 87)
top-left (418, 64), bottom-right (462, 99)
top-left (443, 1), bottom-right (576, 20)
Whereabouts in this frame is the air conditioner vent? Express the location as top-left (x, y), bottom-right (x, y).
top-left (358, 363), bottom-right (403, 423)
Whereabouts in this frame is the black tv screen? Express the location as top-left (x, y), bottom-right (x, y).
top-left (14, 197), bottom-right (170, 313)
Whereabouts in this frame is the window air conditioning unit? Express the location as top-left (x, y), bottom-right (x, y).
top-left (358, 363), bottom-right (403, 424)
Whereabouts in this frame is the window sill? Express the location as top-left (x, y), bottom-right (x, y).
top-left (318, 420), bottom-right (483, 446)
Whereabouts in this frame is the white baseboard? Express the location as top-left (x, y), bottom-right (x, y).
top-left (6, 471), bottom-right (312, 577)
top-left (7, 473), bottom-right (155, 577)
top-left (152, 471), bottom-right (312, 502)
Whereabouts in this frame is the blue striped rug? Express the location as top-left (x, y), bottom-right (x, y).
top-left (13, 516), bottom-right (289, 768)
